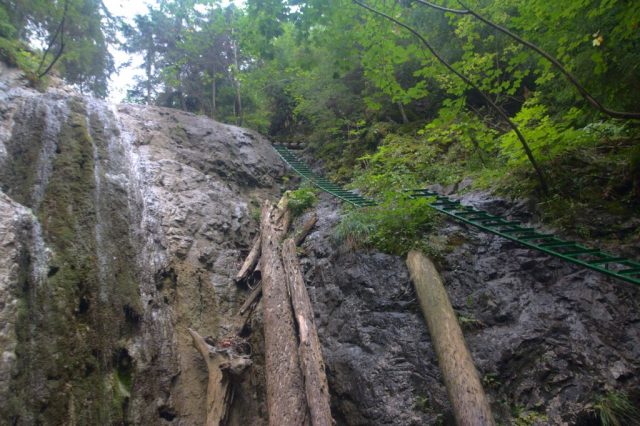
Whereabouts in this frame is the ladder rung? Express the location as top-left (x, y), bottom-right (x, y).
top-left (502, 227), bottom-right (534, 234)
top-left (519, 234), bottom-right (555, 241)
top-left (561, 248), bottom-right (601, 256)
top-left (619, 268), bottom-right (640, 275)
top-left (588, 257), bottom-right (627, 265)
top-left (539, 241), bottom-right (574, 248)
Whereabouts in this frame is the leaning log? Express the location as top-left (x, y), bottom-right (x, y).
top-left (235, 235), bottom-right (261, 284)
top-left (282, 238), bottom-right (333, 426)
top-left (406, 250), bottom-right (495, 426)
top-left (260, 202), bottom-right (309, 425)
top-left (294, 213), bottom-right (318, 246)
top-left (236, 211), bottom-right (317, 316)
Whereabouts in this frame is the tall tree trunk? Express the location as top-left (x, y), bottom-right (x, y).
top-left (260, 202), bottom-right (309, 425)
top-left (397, 101), bottom-right (409, 124)
top-left (145, 48), bottom-right (153, 104)
top-left (282, 238), bottom-right (333, 426)
top-left (406, 251), bottom-right (495, 426)
top-left (232, 38), bottom-right (243, 126)
top-left (211, 63), bottom-right (217, 119)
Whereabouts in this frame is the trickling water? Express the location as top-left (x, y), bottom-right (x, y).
top-left (21, 97), bottom-right (67, 292)
top-left (31, 98), bottom-right (68, 210)
top-left (86, 107), bottom-right (109, 303)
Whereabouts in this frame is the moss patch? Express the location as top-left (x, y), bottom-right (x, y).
top-left (6, 98), bottom-right (139, 424)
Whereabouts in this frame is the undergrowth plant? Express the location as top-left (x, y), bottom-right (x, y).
top-left (287, 184), bottom-right (318, 217)
top-left (593, 391), bottom-right (640, 426)
top-left (333, 192), bottom-right (440, 256)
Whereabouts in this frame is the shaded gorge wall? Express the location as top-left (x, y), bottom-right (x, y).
top-left (0, 70), bottom-right (283, 424)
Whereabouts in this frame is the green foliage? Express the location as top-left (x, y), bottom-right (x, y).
top-left (511, 407), bottom-right (548, 426)
top-left (352, 130), bottom-right (466, 195)
top-left (498, 96), bottom-right (594, 166)
top-left (334, 193), bottom-right (439, 256)
top-left (593, 391), bottom-right (640, 426)
top-left (287, 185), bottom-right (318, 217)
top-left (0, 0), bottom-right (115, 96)
top-left (0, 37), bottom-right (40, 78)
top-left (0, 4), bottom-right (16, 38)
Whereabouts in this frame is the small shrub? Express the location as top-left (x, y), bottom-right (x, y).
top-left (333, 193), bottom-right (440, 256)
top-left (287, 185), bottom-right (318, 217)
top-left (594, 391), bottom-right (640, 426)
top-left (0, 36), bottom-right (43, 87)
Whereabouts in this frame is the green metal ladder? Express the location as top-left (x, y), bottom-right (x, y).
top-left (273, 144), bottom-right (375, 207)
top-left (273, 144), bottom-right (640, 286)
top-left (409, 189), bottom-right (640, 286)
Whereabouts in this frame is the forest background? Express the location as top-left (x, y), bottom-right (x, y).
top-left (1, 0), bottom-right (639, 253)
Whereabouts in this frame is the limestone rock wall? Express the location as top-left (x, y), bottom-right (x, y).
top-left (0, 65), bottom-right (281, 425)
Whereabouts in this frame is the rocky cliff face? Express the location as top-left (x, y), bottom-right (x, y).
top-left (1, 63), bottom-right (639, 426)
top-left (298, 193), bottom-right (640, 425)
top-left (0, 64), bottom-right (281, 425)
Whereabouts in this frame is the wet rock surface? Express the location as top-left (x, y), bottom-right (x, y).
top-left (2, 61), bottom-right (640, 426)
top-left (298, 195), bottom-right (449, 425)
top-left (299, 192), bottom-right (640, 425)
top-left (0, 67), bottom-right (281, 425)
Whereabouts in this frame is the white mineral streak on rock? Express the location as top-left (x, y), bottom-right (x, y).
top-left (29, 218), bottom-right (50, 287)
top-left (31, 98), bottom-right (67, 209)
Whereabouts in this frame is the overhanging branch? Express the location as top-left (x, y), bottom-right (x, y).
top-left (353, 0), bottom-right (549, 193)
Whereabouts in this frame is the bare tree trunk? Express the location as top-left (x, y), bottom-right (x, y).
top-left (260, 202), bottom-right (309, 426)
top-left (37, 0), bottom-right (69, 78)
top-left (282, 238), bottom-right (333, 426)
top-left (397, 102), bottom-right (409, 124)
top-left (232, 38), bottom-right (243, 126)
top-left (406, 251), bottom-right (495, 426)
top-left (145, 49), bottom-right (153, 104)
top-left (211, 63), bottom-right (217, 119)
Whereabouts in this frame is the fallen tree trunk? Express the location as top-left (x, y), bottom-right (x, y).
top-left (295, 213), bottom-right (318, 246)
top-left (235, 212), bottom-right (318, 316)
top-left (188, 329), bottom-right (251, 426)
top-left (260, 202), bottom-right (309, 425)
top-left (282, 238), bottom-right (333, 426)
top-left (406, 250), bottom-right (495, 426)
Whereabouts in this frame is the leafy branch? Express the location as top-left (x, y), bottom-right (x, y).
top-left (36, 0), bottom-right (69, 78)
top-left (353, 0), bottom-right (549, 194)
top-left (414, 0), bottom-right (640, 120)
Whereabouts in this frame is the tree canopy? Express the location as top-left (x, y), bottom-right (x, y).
top-left (1, 0), bottom-right (638, 228)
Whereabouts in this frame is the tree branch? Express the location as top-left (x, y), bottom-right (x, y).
top-left (353, 0), bottom-right (549, 193)
top-left (414, 0), bottom-right (640, 120)
top-left (37, 0), bottom-right (69, 78)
